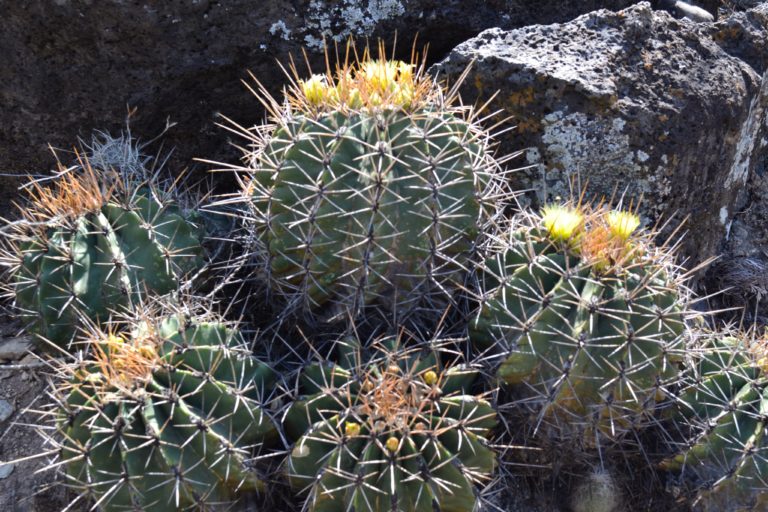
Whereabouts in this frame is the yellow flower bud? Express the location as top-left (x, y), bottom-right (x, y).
top-left (423, 370), bottom-right (438, 386)
top-left (397, 62), bottom-right (414, 83)
top-left (344, 422), bottom-right (361, 437)
top-left (385, 436), bottom-right (399, 452)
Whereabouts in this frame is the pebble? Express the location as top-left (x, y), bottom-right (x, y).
top-left (0, 400), bottom-right (12, 423)
top-left (0, 336), bottom-right (32, 363)
top-left (0, 463), bottom-right (14, 479)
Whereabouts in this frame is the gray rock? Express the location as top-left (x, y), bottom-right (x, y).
top-left (0, 400), bottom-right (13, 424)
top-left (0, 464), bottom-right (14, 480)
top-left (0, 0), bottom-right (641, 218)
top-left (707, 68), bottom-right (768, 323)
top-left (432, 2), bottom-right (762, 269)
top-left (0, 337), bottom-right (32, 362)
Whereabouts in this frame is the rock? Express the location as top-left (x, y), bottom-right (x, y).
top-left (0, 464), bottom-right (14, 480)
top-left (0, 1), bottom-right (643, 218)
top-left (432, 2), bottom-right (762, 269)
top-left (0, 400), bottom-right (13, 424)
top-left (0, 336), bottom-right (32, 363)
top-left (706, 68), bottom-right (768, 323)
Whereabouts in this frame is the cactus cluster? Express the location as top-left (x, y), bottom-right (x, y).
top-left (232, 46), bottom-right (508, 318)
top-left (3, 41), bottom-right (766, 512)
top-left (469, 204), bottom-right (688, 442)
top-left (2, 158), bottom-right (205, 352)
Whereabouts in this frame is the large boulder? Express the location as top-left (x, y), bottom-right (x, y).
top-left (0, 0), bottom-right (641, 217)
top-left (432, 2), bottom-right (764, 270)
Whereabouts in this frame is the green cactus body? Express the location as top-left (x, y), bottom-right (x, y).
top-left (56, 314), bottom-right (278, 511)
top-left (244, 58), bottom-right (503, 316)
top-left (283, 342), bottom-right (496, 511)
top-left (661, 335), bottom-right (768, 511)
top-left (12, 181), bottom-right (205, 350)
top-left (470, 206), bottom-right (688, 440)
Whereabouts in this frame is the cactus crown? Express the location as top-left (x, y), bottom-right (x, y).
top-left (288, 44), bottom-right (432, 113)
top-left (89, 330), bottom-right (160, 395)
top-left (22, 156), bottom-right (119, 225)
top-left (354, 351), bottom-right (447, 437)
top-left (540, 203), bottom-right (645, 273)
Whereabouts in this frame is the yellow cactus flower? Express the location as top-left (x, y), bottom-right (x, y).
top-left (397, 61), bottom-right (414, 83)
top-left (347, 87), bottom-right (363, 108)
top-left (345, 421), bottom-right (361, 436)
top-left (423, 370), bottom-right (438, 386)
top-left (541, 205), bottom-right (584, 242)
top-left (606, 210), bottom-right (641, 241)
top-left (385, 436), bottom-right (399, 452)
top-left (301, 74), bottom-right (328, 106)
top-left (393, 83), bottom-right (415, 109)
top-left (361, 59), bottom-right (399, 92)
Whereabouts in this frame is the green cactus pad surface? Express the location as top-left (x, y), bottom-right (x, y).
top-left (55, 313), bottom-right (278, 511)
top-left (661, 333), bottom-right (768, 511)
top-left (7, 167), bottom-right (206, 351)
top-left (470, 205), bottom-right (688, 440)
top-left (283, 341), bottom-right (496, 512)
top-left (243, 56), bottom-right (505, 316)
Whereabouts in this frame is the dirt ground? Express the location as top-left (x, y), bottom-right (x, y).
top-left (0, 368), bottom-right (74, 512)
top-left (0, 314), bottom-right (78, 512)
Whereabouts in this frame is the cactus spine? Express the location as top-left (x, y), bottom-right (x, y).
top-left (470, 204), bottom-right (689, 441)
top-left (283, 339), bottom-right (497, 511)
top-left (54, 307), bottom-right (278, 511)
top-left (236, 46), bottom-right (506, 317)
top-left (2, 159), bottom-right (206, 351)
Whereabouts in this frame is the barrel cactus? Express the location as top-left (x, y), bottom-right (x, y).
top-left (283, 339), bottom-right (497, 511)
top-left (236, 46), bottom-right (507, 317)
top-left (661, 332), bottom-right (768, 511)
top-left (2, 160), bottom-right (206, 351)
top-left (469, 204), bottom-right (690, 441)
top-left (54, 308), bottom-right (278, 511)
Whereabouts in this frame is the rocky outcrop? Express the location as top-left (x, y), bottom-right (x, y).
top-left (432, 2), bottom-right (764, 270)
top-left (0, 0), bottom-right (641, 217)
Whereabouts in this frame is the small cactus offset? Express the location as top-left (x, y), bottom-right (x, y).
top-left (232, 44), bottom-right (508, 317)
top-left (53, 305), bottom-right (279, 511)
top-left (283, 338), bottom-right (497, 511)
top-left (661, 331), bottom-right (768, 511)
top-left (1, 157), bottom-right (206, 351)
top-left (470, 204), bottom-right (690, 441)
